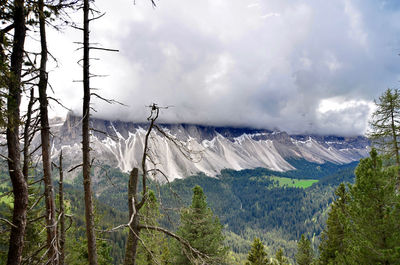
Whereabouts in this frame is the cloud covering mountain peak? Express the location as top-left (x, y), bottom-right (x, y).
top-left (48, 0), bottom-right (400, 136)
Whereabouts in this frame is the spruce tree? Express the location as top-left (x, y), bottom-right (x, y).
top-left (345, 149), bottom-right (400, 264)
top-left (368, 88), bottom-right (400, 188)
top-left (245, 237), bottom-right (270, 265)
top-left (318, 183), bottom-right (349, 264)
top-left (136, 190), bottom-right (170, 265)
top-left (274, 248), bottom-right (289, 265)
top-left (295, 234), bottom-right (314, 265)
top-left (317, 150), bottom-right (400, 264)
top-left (171, 185), bottom-right (226, 265)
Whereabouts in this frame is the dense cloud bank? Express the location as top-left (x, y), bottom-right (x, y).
top-left (49, 0), bottom-right (400, 136)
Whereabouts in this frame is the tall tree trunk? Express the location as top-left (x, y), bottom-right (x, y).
top-left (38, 0), bottom-right (58, 263)
top-left (124, 168), bottom-right (140, 265)
top-left (58, 151), bottom-right (65, 265)
top-left (22, 88), bottom-right (34, 180)
top-left (6, 0), bottom-right (28, 264)
top-left (82, 0), bottom-right (98, 263)
top-left (124, 105), bottom-right (159, 265)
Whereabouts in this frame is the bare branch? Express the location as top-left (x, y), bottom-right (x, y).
top-left (91, 92), bottom-right (126, 106)
top-left (89, 46), bottom-right (119, 52)
top-left (0, 217), bottom-right (17, 228)
top-left (138, 225), bottom-right (210, 261)
top-left (68, 163), bottom-right (83, 173)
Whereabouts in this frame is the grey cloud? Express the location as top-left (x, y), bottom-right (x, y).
top-left (68, 0), bottom-right (400, 136)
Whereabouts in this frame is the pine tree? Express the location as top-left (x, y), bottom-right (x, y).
top-left (136, 190), bottom-right (170, 265)
top-left (295, 234), bottom-right (314, 265)
top-left (345, 149), bottom-right (400, 264)
top-left (368, 88), bottom-right (400, 188)
top-left (317, 149), bottom-right (400, 265)
top-left (318, 183), bottom-right (349, 265)
top-left (245, 237), bottom-right (270, 265)
top-left (274, 248), bottom-right (289, 265)
top-left (171, 185), bottom-right (227, 265)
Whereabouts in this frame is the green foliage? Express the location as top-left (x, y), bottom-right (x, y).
top-left (318, 183), bottom-right (349, 265)
top-left (295, 234), bottom-right (314, 265)
top-left (273, 248), bottom-right (289, 265)
top-left (171, 185), bottom-right (227, 265)
top-left (0, 158), bottom-right (355, 264)
top-left (90, 160), bottom-right (356, 262)
top-left (136, 190), bottom-right (171, 265)
top-left (245, 237), bottom-right (270, 265)
top-left (0, 168), bottom-right (53, 264)
top-left (346, 150), bottom-right (400, 264)
top-left (317, 150), bottom-right (400, 265)
top-left (368, 88), bottom-right (400, 163)
top-left (61, 180), bottom-right (127, 265)
top-left (66, 233), bottom-right (112, 265)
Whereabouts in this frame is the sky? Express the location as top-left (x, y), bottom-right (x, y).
top-left (46, 0), bottom-right (400, 136)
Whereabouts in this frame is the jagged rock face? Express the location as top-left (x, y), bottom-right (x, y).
top-left (50, 113), bottom-right (370, 181)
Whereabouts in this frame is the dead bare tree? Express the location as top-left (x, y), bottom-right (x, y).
top-left (5, 1), bottom-right (29, 264)
top-left (123, 168), bottom-right (140, 265)
top-left (58, 151), bottom-right (66, 265)
top-left (1, 1), bottom-right (80, 264)
top-left (37, 0), bottom-right (58, 263)
top-left (22, 88), bottom-right (37, 180)
top-left (52, 150), bottom-right (66, 265)
top-left (82, 0), bottom-right (98, 263)
top-left (122, 104), bottom-right (207, 265)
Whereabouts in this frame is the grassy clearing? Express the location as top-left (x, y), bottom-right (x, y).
top-left (269, 176), bottom-right (318, 189)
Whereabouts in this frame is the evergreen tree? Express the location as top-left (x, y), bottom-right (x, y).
top-left (245, 237), bottom-right (270, 265)
top-left (171, 185), bottom-right (227, 265)
top-left (136, 190), bottom-right (171, 265)
top-left (317, 150), bottom-right (400, 264)
top-left (318, 183), bottom-right (349, 265)
top-left (368, 88), bottom-right (400, 187)
top-left (295, 234), bottom-right (314, 265)
top-left (345, 149), bottom-right (400, 264)
top-left (274, 248), bottom-right (289, 265)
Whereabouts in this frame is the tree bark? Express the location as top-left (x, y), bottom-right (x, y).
top-left (6, 1), bottom-right (28, 264)
top-left (38, 0), bottom-right (58, 263)
top-left (82, 0), bottom-right (98, 263)
top-left (58, 151), bottom-right (65, 265)
top-left (124, 168), bottom-right (140, 265)
top-left (22, 88), bottom-right (34, 180)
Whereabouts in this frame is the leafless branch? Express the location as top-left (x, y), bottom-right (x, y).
top-left (89, 47), bottom-right (119, 52)
top-left (0, 217), bottom-right (17, 228)
top-left (91, 92), bottom-right (126, 106)
top-left (68, 163), bottom-right (83, 173)
top-left (138, 225), bottom-right (210, 262)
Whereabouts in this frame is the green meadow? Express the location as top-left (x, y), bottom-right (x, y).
top-left (269, 176), bottom-right (318, 189)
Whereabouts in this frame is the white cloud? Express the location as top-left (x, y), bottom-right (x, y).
top-left (316, 97), bottom-right (375, 135)
top-left (47, 0), bottom-right (400, 136)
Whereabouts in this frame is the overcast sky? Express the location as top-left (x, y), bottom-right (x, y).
top-left (46, 0), bottom-right (400, 136)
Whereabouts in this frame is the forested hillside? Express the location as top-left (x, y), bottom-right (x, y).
top-left (0, 159), bottom-right (357, 264)
top-left (64, 159), bottom-right (356, 264)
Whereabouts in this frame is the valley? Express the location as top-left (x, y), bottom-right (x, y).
top-left (67, 158), bottom-right (358, 264)
top-left (44, 115), bottom-right (365, 263)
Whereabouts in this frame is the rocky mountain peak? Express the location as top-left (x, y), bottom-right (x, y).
top-left (51, 113), bottom-right (369, 180)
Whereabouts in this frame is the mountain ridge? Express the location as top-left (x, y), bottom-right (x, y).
top-left (50, 113), bottom-right (370, 180)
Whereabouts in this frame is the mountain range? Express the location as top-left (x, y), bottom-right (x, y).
top-left (49, 113), bottom-right (370, 180)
